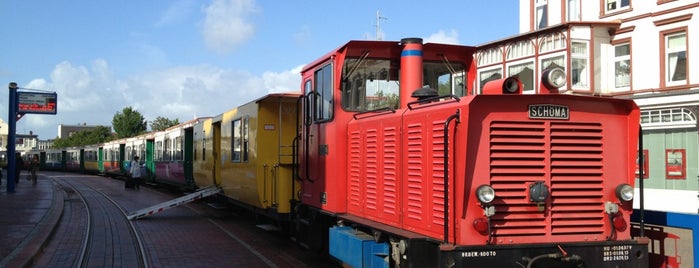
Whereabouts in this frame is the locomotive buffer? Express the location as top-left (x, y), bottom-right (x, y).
top-left (127, 186), bottom-right (221, 220)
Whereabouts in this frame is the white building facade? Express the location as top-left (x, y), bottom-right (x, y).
top-left (480, 0), bottom-right (699, 215)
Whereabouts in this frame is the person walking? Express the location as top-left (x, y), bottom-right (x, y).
top-left (129, 156), bottom-right (142, 190)
top-left (15, 153), bottom-right (24, 184)
top-left (29, 154), bottom-right (39, 186)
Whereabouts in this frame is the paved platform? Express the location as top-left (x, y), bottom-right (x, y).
top-left (0, 171), bottom-right (63, 267)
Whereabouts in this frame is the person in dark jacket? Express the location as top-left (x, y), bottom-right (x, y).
top-left (15, 153), bottom-right (24, 184)
top-left (29, 154), bottom-right (39, 186)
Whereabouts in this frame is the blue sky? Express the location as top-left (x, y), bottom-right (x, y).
top-left (0, 0), bottom-right (519, 139)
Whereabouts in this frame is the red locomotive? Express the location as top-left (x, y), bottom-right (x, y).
top-left (294, 38), bottom-right (649, 267)
top-left (27, 37), bottom-right (650, 267)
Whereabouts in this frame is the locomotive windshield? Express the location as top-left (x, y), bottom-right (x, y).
top-left (341, 57), bottom-right (466, 112)
top-left (341, 57), bottom-right (400, 111)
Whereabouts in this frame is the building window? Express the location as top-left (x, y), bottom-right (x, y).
top-left (664, 32), bottom-right (687, 86)
top-left (614, 43), bottom-right (631, 89)
top-left (636, 149), bottom-right (649, 179)
top-left (640, 107), bottom-right (697, 130)
top-left (540, 55), bottom-right (565, 92)
top-left (478, 67), bottom-right (503, 94)
top-left (606, 0), bottom-right (630, 13)
top-left (535, 0), bottom-right (548, 30)
top-left (539, 32), bottom-right (567, 53)
top-left (571, 41), bottom-right (589, 89)
top-left (508, 61), bottom-right (534, 93)
top-left (567, 0), bottom-right (580, 21)
top-left (507, 40), bottom-right (534, 60)
top-left (665, 149), bottom-right (685, 179)
top-left (478, 47), bottom-right (503, 66)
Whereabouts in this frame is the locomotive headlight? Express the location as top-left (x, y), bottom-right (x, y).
top-left (476, 185), bottom-right (495, 204)
top-left (615, 184), bottom-right (634, 202)
top-left (542, 67), bottom-right (566, 88)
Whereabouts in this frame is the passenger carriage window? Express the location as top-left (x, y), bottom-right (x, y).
top-left (243, 117), bottom-right (249, 162)
top-left (232, 119), bottom-right (242, 162)
top-left (164, 139), bottom-right (171, 161)
top-left (202, 139), bottom-right (206, 161)
top-left (139, 144), bottom-right (146, 161)
top-left (175, 137), bottom-right (182, 161)
top-left (156, 141), bottom-right (163, 161)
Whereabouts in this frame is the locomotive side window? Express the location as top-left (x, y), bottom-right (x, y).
top-left (314, 64), bottom-right (333, 121)
top-left (341, 58), bottom-right (399, 111)
top-left (423, 61), bottom-right (466, 97)
top-left (304, 79), bottom-right (313, 126)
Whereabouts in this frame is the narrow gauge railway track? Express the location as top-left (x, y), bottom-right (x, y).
top-left (35, 176), bottom-right (148, 268)
top-left (33, 173), bottom-right (338, 267)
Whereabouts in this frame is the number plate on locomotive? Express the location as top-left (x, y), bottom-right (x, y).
top-left (528, 104), bottom-right (569, 119)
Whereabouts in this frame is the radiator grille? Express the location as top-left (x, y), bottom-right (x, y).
top-left (489, 121), bottom-right (604, 237)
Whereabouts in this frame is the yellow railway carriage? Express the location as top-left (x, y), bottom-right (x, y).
top-left (83, 144), bottom-right (100, 173)
top-left (193, 93), bottom-right (300, 216)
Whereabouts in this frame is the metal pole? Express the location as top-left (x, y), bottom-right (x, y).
top-left (7, 82), bottom-right (18, 193)
top-left (638, 125), bottom-right (644, 237)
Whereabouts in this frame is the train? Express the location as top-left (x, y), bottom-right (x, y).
top-left (27, 38), bottom-right (649, 267)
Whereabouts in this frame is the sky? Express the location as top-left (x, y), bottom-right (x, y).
top-left (0, 0), bottom-right (519, 139)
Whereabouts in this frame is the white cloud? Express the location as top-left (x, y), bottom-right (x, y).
top-left (155, 0), bottom-right (196, 27)
top-left (263, 65), bottom-right (303, 93)
top-left (201, 0), bottom-right (258, 54)
top-left (425, 30), bottom-right (460, 45)
top-left (20, 58), bottom-right (301, 138)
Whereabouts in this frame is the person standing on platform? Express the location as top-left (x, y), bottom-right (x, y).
top-left (29, 154), bottom-right (39, 186)
top-left (14, 153), bottom-right (24, 184)
top-left (129, 155), bottom-right (142, 190)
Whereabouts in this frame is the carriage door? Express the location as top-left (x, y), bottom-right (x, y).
top-left (183, 127), bottom-right (195, 186)
top-left (98, 147), bottom-right (104, 171)
top-left (301, 63), bottom-right (333, 208)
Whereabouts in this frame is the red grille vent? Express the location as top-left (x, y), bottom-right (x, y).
top-left (489, 121), bottom-right (604, 237)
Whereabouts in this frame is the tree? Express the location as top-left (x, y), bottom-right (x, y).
top-left (53, 126), bottom-right (113, 148)
top-left (150, 116), bottom-right (180, 132)
top-left (112, 107), bottom-right (147, 138)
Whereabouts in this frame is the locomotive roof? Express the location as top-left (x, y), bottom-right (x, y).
top-left (301, 39), bottom-right (476, 74)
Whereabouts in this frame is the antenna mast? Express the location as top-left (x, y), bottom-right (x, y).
top-left (375, 10), bottom-right (388, 40)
